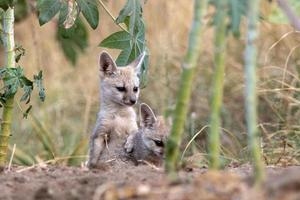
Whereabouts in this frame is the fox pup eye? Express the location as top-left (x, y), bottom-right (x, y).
top-left (133, 87), bottom-right (138, 93)
top-left (154, 140), bottom-right (164, 147)
top-left (116, 86), bottom-right (126, 92)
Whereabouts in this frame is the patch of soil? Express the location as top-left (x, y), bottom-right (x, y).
top-left (0, 163), bottom-right (299, 200)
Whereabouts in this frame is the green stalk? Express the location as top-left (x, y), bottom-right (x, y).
top-left (244, 0), bottom-right (265, 183)
top-left (0, 7), bottom-right (15, 169)
top-left (165, 0), bottom-right (207, 179)
top-left (208, 0), bottom-right (227, 170)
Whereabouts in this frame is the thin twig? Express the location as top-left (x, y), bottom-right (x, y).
top-left (97, 0), bottom-right (129, 33)
top-left (138, 160), bottom-right (162, 171)
top-left (8, 144), bottom-right (16, 171)
top-left (181, 125), bottom-right (209, 161)
top-left (16, 155), bottom-right (88, 173)
top-left (264, 31), bottom-right (300, 64)
top-left (281, 44), bottom-right (300, 89)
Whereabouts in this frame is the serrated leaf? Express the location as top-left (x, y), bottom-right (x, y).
top-left (116, 0), bottom-right (143, 35)
top-left (116, 46), bottom-right (134, 66)
top-left (114, 21), bottom-right (146, 65)
top-left (34, 70), bottom-right (45, 102)
top-left (20, 84), bottom-right (33, 104)
top-left (76, 0), bottom-right (99, 29)
top-left (58, 0), bottom-right (68, 25)
top-left (99, 31), bottom-right (131, 49)
top-left (100, 0), bottom-right (148, 86)
top-left (37, 0), bottom-right (62, 26)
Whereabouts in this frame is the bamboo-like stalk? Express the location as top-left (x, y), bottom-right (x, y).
top-left (277, 0), bottom-right (300, 31)
top-left (208, 0), bottom-right (227, 170)
top-left (0, 7), bottom-right (15, 169)
top-left (165, 0), bottom-right (207, 179)
top-left (244, 0), bottom-right (265, 183)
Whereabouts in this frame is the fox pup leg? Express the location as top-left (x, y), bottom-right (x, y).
top-left (87, 134), bottom-right (106, 168)
top-left (124, 134), bottom-right (135, 153)
top-left (87, 121), bottom-right (109, 168)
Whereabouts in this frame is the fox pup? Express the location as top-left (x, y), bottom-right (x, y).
top-left (126, 103), bottom-right (170, 165)
top-left (87, 51), bottom-right (145, 168)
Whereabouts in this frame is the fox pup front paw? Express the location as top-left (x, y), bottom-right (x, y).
top-left (124, 134), bottom-right (135, 153)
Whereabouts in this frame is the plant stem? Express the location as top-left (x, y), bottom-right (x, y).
top-left (97, 0), bottom-right (129, 33)
top-left (165, 0), bottom-right (207, 180)
top-left (0, 7), bottom-right (15, 169)
top-left (208, 0), bottom-right (227, 170)
top-left (244, 0), bottom-right (265, 184)
top-left (277, 0), bottom-right (300, 31)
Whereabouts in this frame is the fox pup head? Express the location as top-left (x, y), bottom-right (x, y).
top-left (99, 51), bottom-right (145, 106)
top-left (140, 103), bottom-right (170, 157)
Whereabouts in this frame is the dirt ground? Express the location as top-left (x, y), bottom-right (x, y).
top-left (0, 162), bottom-right (299, 200)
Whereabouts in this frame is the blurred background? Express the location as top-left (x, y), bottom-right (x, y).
top-left (0, 0), bottom-right (299, 167)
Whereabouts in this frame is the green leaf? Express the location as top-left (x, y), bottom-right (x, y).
top-left (2, 67), bottom-right (23, 98)
top-left (116, 0), bottom-right (143, 35)
top-left (34, 70), bottom-right (46, 102)
top-left (116, 22), bottom-right (146, 65)
top-left (99, 31), bottom-right (131, 49)
top-left (0, 66), bottom-right (45, 105)
top-left (56, 18), bottom-right (88, 65)
top-left (76, 0), bottom-right (99, 29)
top-left (100, 1), bottom-right (148, 86)
top-left (58, 0), bottom-right (68, 25)
top-left (20, 84), bottom-right (33, 104)
top-left (37, 0), bottom-right (62, 26)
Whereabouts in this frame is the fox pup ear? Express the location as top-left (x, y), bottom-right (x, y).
top-left (129, 51), bottom-right (146, 76)
top-left (99, 51), bottom-right (117, 77)
top-left (140, 103), bottom-right (157, 128)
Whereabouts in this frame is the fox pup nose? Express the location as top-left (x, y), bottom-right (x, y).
top-left (130, 99), bottom-right (136, 105)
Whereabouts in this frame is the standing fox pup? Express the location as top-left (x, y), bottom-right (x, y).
top-left (126, 103), bottom-right (170, 165)
top-left (87, 51), bottom-right (145, 168)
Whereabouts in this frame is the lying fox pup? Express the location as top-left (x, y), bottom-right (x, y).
top-left (87, 51), bottom-right (145, 168)
top-left (125, 103), bottom-right (170, 165)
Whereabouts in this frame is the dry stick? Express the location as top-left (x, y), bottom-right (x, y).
top-left (16, 155), bottom-right (88, 173)
top-left (277, 0), bottom-right (300, 31)
top-left (97, 0), bottom-right (129, 33)
top-left (7, 144), bottom-right (16, 171)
